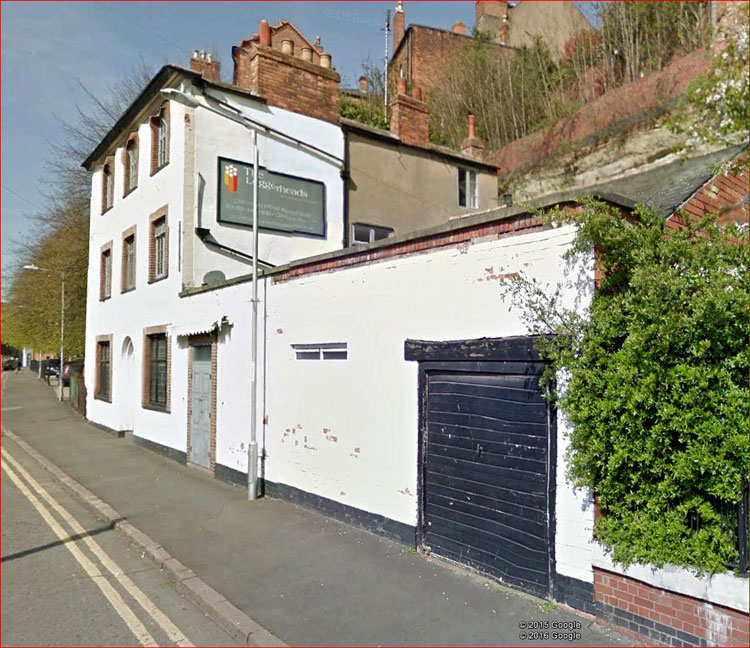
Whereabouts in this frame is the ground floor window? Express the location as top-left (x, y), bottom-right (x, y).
top-left (95, 339), bottom-right (111, 401)
top-left (147, 333), bottom-right (168, 407)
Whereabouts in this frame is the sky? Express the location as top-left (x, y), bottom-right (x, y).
top-left (0, 1), bottom-right (598, 296)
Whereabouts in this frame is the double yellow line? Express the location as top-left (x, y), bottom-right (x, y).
top-left (2, 446), bottom-right (194, 647)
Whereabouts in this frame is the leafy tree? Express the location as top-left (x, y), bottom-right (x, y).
top-left (504, 199), bottom-right (749, 573)
top-left (2, 65), bottom-right (155, 357)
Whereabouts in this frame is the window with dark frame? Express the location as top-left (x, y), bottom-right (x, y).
top-left (148, 333), bottom-right (168, 407)
top-left (96, 341), bottom-right (111, 400)
top-left (123, 234), bottom-right (136, 291)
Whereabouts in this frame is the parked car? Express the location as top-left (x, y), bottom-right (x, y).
top-left (43, 359), bottom-right (60, 379)
top-left (62, 359), bottom-right (84, 387)
top-left (2, 357), bottom-right (17, 371)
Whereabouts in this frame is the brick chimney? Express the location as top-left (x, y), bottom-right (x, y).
top-left (390, 77), bottom-right (429, 148)
top-left (460, 114), bottom-right (485, 159)
top-left (451, 20), bottom-right (467, 35)
top-left (190, 50), bottom-right (221, 82)
top-left (393, 1), bottom-right (405, 53)
top-left (475, 1), bottom-right (509, 43)
top-left (359, 75), bottom-right (369, 93)
top-left (232, 20), bottom-right (341, 124)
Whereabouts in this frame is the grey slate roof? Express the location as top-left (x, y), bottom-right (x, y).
top-left (585, 144), bottom-right (748, 217)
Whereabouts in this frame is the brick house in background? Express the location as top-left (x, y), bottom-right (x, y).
top-left (389, 1), bottom-right (592, 97)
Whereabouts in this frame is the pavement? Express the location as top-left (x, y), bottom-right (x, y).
top-left (1, 370), bottom-right (637, 647)
top-left (2, 436), bottom-right (242, 647)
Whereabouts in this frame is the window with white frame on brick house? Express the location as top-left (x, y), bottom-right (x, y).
top-left (149, 216), bottom-right (168, 282)
top-left (102, 158), bottom-right (115, 212)
top-left (123, 135), bottom-right (138, 195)
top-left (457, 167), bottom-right (478, 209)
top-left (292, 343), bottom-right (348, 360)
top-left (122, 231), bottom-right (136, 292)
top-left (95, 339), bottom-right (111, 401)
top-left (150, 102), bottom-right (170, 174)
top-left (100, 245), bottom-right (112, 300)
top-left (145, 333), bottom-right (168, 408)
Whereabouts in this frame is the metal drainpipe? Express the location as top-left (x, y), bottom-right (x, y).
top-left (247, 129), bottom-right (260, 500)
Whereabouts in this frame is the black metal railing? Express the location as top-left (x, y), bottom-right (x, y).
top-left (737, 481), bottom-right (749, 575)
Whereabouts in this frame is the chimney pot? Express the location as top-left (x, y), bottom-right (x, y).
top-left (315, 35), bottom-right (322, 47)
top-left (397, 77), bottom-right (407, 95)
top-left (451, 20), bottom-right (467, 35)
top-left (259, 20), bottom-right (271, 46)
top-left (281, 39), bottom-right (294, 56)
top-left (413, 86), bottom-right (423, 101)
top-left (301, 46), bottom-right (313, 62)
top-left (359, 75), bottom-right (368, 92)
top-left (468, 114), bottom-right (476, 138)
top-left (319, 53), bottom-right (332, 69)
top-left (393, 1), bottom-right (406, 54)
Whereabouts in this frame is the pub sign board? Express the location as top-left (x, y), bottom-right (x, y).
top-left (217, 156), bottom-right (326, 237)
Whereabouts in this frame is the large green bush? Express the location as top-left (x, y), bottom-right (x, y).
top-left (506, 200), bottom-right (749, 573)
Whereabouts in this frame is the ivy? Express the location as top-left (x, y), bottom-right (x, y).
top-left (339, 95), bottom-right (388, 130)
top-left (503, 200), bottom-right (749, 573)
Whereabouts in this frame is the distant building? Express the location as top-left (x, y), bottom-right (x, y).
top-left (389, 1), bottom-right (592, 98)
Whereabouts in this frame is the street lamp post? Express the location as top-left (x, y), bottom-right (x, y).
top-left (160, 87), bottom-right (260, 500)
top-left (23, 265), bottom-right (65, 401)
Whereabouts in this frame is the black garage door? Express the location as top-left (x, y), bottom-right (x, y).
top-left (423, 369), bottom-right (552, 597)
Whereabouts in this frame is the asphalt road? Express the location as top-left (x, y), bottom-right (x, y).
top-left (0, 430), bottom-right (241, 647)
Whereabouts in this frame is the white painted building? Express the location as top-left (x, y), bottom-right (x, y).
top-left (82, 21), bottom-right (747, 647)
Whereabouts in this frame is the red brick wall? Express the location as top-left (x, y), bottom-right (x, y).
top-left (594, 568), bottom-right (749, 647)
top-left (390, 93), bottom-right (429, 148)
top-left (486, 49), bottom-right (710, 176)
top-left (666, 161), bottom-right (749, 231)
top-left (274, 211), bottom-right (547, 283)
top-left (234, 45), bottom-right (340, 124)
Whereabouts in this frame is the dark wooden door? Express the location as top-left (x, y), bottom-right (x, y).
top-left (423, 370), bottom-right (551, 597)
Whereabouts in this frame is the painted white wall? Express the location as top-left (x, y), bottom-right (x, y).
top-left (85, 99), bottom-right (188, 451)
top-left (262, 225), bottom-right (592, 527)
top-left (190, 89), bottom-right (345, 286)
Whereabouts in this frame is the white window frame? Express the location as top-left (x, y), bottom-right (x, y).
top-left (154, 219), bottom-right (167, 279)
top-left (104, 166), bottom-right (114, 210)
top-left (124, 235), bottom-right (136, 291)
top-left (351, 223), bottom-right (394, 246)
top-left (157, 117), bottom-right (169, 168)
top-left (127, 144), bottom-right (138, 192)
top-left (457, 167), bottom-right (479, 209)
top-left (292, 343), bottom-right (348, 361)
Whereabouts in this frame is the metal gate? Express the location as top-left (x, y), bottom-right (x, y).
top-left (406, 337), bottom-right (555, 598)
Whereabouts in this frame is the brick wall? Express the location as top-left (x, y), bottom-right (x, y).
top-left (594, 568), bottom-right (749, 647)
top-left (390, 91), bottom-right (429, 148)
top-left (666, 161), bottom-right (749, 231)
top-left (486, 49), bottom-right (710, 176)
top-left (274, 210), bottom-right (547, 283)
top-left (233, 45), bottom-right (340, 123)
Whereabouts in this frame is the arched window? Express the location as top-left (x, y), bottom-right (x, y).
top-left (123, 134), bottom-right (138, 195)
top-left (102, 157), bottom-right (114, 213)
top-left (150, 102), bottom-right (170, 174)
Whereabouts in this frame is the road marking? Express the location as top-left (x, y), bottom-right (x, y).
top-left (1, 406), bottom-right (23, 411)
top-left (1, 457), bottom-right (159, 647)
top-left (2, 447), bottom-right (194, 647)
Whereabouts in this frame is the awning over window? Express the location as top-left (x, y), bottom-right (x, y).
top-left (170, 315), bottom-right (231, 338)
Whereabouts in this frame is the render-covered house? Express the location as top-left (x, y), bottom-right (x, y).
top-left (82, 15), bottom-right (747, 648)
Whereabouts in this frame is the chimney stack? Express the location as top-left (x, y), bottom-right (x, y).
top-left (393, 1), bottom-right (405, 53)
top-left (390, 81), bottom-right (429, 148)
top-left (232, 20), bottom-right (341, 123)
top-left (359, 75), bottom-right (369, 93)
top-left (460, 114), bottom-right (485, 159)
top-left (451, 20), bottom-right (467, 35)
top-left (190, 50), bottom-right (221, 83)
